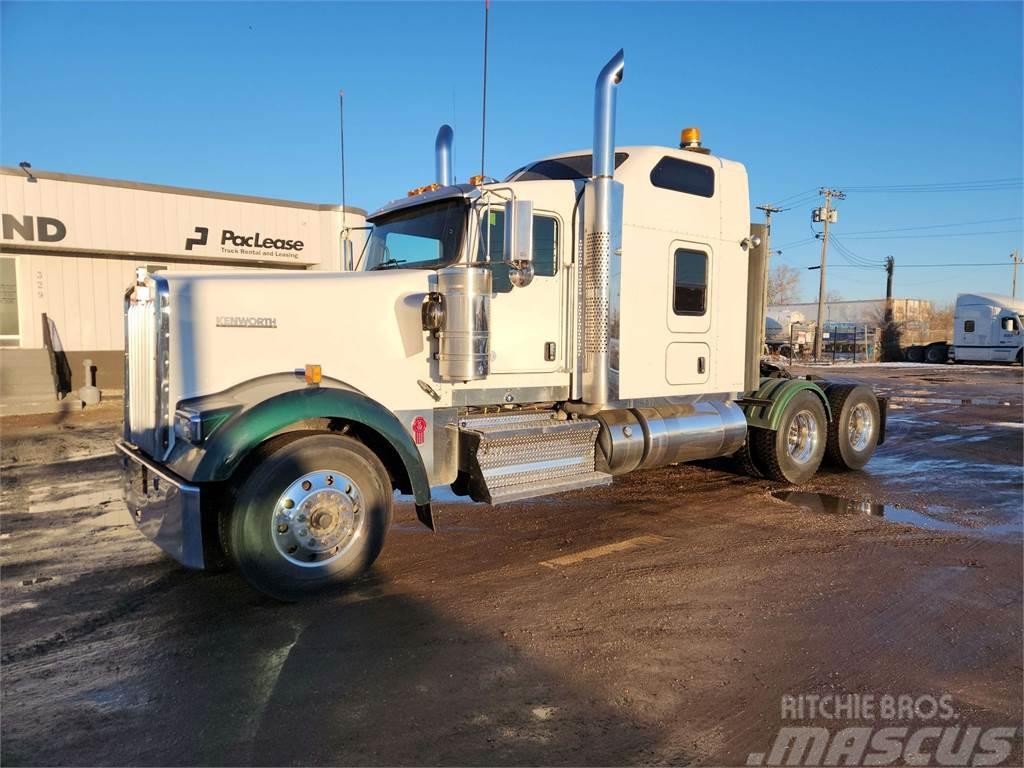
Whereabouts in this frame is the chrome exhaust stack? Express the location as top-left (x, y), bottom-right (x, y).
top-left (435, 124), bottom-right (454, 187)
top-left (581, 49), bottom-right (625, 408)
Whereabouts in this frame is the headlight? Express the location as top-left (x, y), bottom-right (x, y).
top-left (174, 409), bottom-right (203, 444)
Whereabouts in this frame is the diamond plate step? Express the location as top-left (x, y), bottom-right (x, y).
top-left (457, 412), bottom-right (612, 504)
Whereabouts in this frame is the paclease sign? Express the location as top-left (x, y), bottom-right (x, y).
top-left (221, 229), bottom-right (303, 252)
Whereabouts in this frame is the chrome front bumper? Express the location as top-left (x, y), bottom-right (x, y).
top-left (115, 440), bottom-right (205, 569)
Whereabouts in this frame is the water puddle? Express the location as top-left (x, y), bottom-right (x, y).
top-left (770, 490), bottom-right (1021, 537)
top-left (885, 395), bottom-right (1014, 407)
top-left (930, 434), bottom-right (991, 444)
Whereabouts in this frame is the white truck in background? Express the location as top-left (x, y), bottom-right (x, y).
top-left (116, 50), bottom-right (888, 600)
top-left (907, 293), bottom-right (1024, 364)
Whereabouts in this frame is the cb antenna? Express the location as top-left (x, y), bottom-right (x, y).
top-left (480, 0), bottom-right (489, 178)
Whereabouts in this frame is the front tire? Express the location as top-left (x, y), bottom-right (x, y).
top-left (751, 390), bottom-right (827, 485)
top-left (224, 434), bottom-right (393, 601)
top-left (824, 384), bottom-right (880, 470)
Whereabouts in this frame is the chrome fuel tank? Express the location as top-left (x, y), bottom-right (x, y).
top-left (595, 401), bottom-right (747, 474)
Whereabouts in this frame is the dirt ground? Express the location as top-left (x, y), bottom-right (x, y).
top-left (1, 364), bottom-right (1021, 766)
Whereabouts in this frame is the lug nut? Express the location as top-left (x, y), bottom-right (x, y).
top-left (298, 527), bottom-right (308, 537)
top-left (287, 545), bottom-right (298, 554)
top-left (283, 498), bottom-right (294, 509)
top-left (277, 523), bottom-right (288, 534)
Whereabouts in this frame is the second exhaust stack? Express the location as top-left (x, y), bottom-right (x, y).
top-left (435, 124), bottom-right (454, 187)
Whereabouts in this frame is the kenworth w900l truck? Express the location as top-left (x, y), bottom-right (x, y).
top-left (117, 50), bottom-right (886, 599)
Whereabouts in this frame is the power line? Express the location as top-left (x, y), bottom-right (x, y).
top-left (776, 237), bottom-right (818, 249)
top-left (896, 262), bottom-right (1015, 267)
top-left (841, 177), bottom-right (1022, 193)
top-left (839, 216), bottom-right (1022, 236)
top-left (824, 262), bottom-right (1012, 268)
top-left (841, 228), bottom-right (1022, 240)
top-left (774, 187), bottom-right (819, 205)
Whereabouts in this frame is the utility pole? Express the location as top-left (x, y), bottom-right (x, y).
top-left (882, 255), bottom-right (899, 361)
top-left (1012, 249), bottom-right (1020, 298)
top-left (812, 188), bottom-right (845, 360)
top-left (755, 204), bottom-right (782, 354)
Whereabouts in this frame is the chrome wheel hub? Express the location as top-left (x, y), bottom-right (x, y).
top-left (848, 403), bottom-right (874, 452)
top-left (786, 410), bottom-right (820, 464)
top-left (272, 470), bottom-right (363, 567)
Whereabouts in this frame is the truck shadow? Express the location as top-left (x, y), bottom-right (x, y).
top-left (2, 568), bottom-right (677, 767)
top-left (175, 583), bottom-right (670, 766)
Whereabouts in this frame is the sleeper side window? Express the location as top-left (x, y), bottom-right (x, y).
top-left (650, 156), bottom-right (715, 198)
top-left (478, 211), bottom-right (558, 293)
top-left (673, 248), bottom-right (708, 316)
top-left (964, 320), bottom-right (975, 332)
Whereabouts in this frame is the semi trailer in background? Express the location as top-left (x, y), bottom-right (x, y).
top-left (116, 50), bottom-right (887, 599)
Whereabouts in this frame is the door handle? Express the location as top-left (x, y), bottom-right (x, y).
top-left (697, 356), bottom-right (706, 375)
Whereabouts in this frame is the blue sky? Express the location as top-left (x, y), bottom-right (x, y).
top-left (2, 1), bottom-right (1021, 305)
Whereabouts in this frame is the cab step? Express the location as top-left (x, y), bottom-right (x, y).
top-left (457, 412), bottom-right (612, 504)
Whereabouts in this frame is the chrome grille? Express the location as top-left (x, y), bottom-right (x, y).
top-left (124, 275), bottom-right (169, 458)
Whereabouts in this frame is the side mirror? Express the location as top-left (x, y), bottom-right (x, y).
top-left (503, 200), bottom-right (534, 287)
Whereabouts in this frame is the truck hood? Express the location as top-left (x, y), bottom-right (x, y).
top-left (160, 269), bottom-right (434, 411)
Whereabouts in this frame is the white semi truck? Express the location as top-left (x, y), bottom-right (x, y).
top-left (905, 293), bottom-right (1024, 364)
top-left (117, 51), bottom-right (887, 599)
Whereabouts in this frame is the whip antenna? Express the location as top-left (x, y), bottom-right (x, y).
top-left (480, 0), bottom-right (489, 178)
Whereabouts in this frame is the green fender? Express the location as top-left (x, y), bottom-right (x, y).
top-left (186, 380), bottom-right (430, 508)
top-left (741, 377), bottom-right (832, 431)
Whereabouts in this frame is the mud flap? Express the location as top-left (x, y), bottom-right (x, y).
top-left (877, 396), bottom-right (889, 446)
top-left (415, 503), bottom-right (436, 532)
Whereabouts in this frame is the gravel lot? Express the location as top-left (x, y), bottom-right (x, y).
top-left (1, 364), bottom-right (1021, 766)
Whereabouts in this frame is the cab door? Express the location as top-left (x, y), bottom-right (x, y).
top-left (476, 207), bottom-right (565, 375)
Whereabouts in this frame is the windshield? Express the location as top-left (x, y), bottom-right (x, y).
top-left (363, 199), bottom-right (466, 270)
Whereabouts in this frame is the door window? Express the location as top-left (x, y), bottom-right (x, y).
top-left (478, 211), bottom-right (558, 293)
top-left (0, 257), bottom-right (19, 346)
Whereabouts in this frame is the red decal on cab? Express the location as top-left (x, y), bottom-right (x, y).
top-left (412, 416), bottom-right (427, 445)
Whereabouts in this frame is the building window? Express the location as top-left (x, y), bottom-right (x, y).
top-left (673, 248), bottom-right (708, 315)
top-left (963, 320), bottom-right (975, 332)
top-left (0, 257), bottom-right (19, 345)
top-left (650, 156), bottom-right (715, 198)
top-left (479, 211), bottom-right (558, 292)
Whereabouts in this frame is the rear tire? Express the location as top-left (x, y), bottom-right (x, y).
top-left (223, 434), bottom-right (392, 601)
top-left (824, 384), bottom-right (881, 470)
top-left (924, 343), bottom-right (949, 364)
top-left (905, 346), bottom-right (925, 363)
top-left (751, 391), bottom-right (827, 485)
top-left (732, 436), bottom-right (764, 479)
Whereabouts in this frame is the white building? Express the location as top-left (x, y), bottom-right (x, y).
top-left (768, 298), bottom-right (933, 330)
top-left (0, 166), bottom-right (365, 401)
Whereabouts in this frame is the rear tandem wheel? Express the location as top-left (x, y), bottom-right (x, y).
top-left (749, 390), bottom-right (828, 485)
